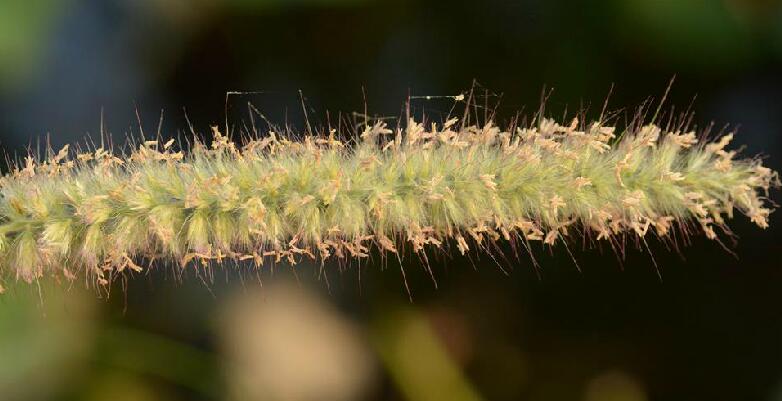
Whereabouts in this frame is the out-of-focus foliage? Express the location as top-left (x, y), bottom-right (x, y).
top-left (0, 283), bottom-right (96, 401)
top-left (220, 281), bottom-right (376, 401)
top-left (613, 0), bottom-right (758, 72)
top-left (0, 0), bottom-right (65, 91)
top-left (371, 307), bottom-right (482, 401)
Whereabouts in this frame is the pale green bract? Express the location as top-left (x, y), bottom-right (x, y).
top-left (0, 116), bottom-right (776, 290)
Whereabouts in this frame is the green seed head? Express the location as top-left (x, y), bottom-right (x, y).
top-left (0, 112), bottom-right (777, 290)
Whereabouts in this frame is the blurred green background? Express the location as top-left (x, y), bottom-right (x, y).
top-left (1, 0), bottom-right (782, 400)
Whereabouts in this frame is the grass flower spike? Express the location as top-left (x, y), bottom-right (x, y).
top-left (0, 111), bottom-right (777, 289)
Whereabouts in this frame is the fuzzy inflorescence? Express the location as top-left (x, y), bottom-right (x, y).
top-left (0, 116), bottom-right (777, 289)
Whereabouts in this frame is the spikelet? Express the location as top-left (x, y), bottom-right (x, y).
top-left (0, 113), bottom-right (777, 288)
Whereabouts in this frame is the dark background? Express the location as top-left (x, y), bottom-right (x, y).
top-left (1, 1), bottom-right (781, 400)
